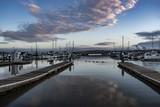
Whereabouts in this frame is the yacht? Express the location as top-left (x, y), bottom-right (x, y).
top-left (143, 51), bottom-right (160, 61)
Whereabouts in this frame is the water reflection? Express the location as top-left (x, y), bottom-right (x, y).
top-left (1, 57), bottom-right (160, 107)
top-left (0, 60), bottom-right (53, 79)
top-left (5, 76), bottom-right (138, 107)
top-left (69, 66), bottom-right (72, 72)
top-left (142, 61), bottom-right (160, 72)
top-left (47, 59), bottom-right (55, 65)
top-left (121, 69), bottom-right (125, 77)
top-left (118, 66), bottom-right (160, 95)
top-left (0, 68), bottom-right (66, 107)
top-left (131, 61), bottom-right (160, 72)
top-left (8, 65), bottom-right (23, 75)
top-left (35, 60), bottom-right (38, 69)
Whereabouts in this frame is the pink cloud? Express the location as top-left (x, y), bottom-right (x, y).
top-left (0, 0), bottom-right (138, 42)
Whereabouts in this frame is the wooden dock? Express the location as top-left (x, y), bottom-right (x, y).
top-left (0, 61), bottom-right (73, 95)
top-left (118, 62), bottom-right (160, 88)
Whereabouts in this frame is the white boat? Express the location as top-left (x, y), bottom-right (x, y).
top-left (47, 55), bottom-right (54, 62)
top-left (143, 51), bottom-right (160, 61)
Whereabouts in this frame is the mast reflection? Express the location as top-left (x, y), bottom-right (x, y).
top-left (9, 65), bottom-right (23, 75)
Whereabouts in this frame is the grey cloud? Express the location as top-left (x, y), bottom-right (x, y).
top-left (0, 29), bottom-right (2, 34)
top-left (136, 30), bottom-right (160, 40)
top-left (1, 0), bottom-right (138, 42)
top-left (1, 25), bottom-right (51, 42)
top-left (1, 31), bottom-right (66, 42)
top-left (136, 41), bottom-right (160, 49)
top-left (79, 45), bottom-right (91, 48)
top-left (0, 42), bottom-right (8, 44)
top-left (95, 42), bottom-right (115, 46)
top-left (24, 2), bottom-right (40, 16)
top-left (51, 37), bottom-right (66, 41)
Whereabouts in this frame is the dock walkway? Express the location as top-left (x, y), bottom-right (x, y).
top-left (118, 62), bottom-right (160, 87)
top-left (0, 61), bottom-right (73, 95)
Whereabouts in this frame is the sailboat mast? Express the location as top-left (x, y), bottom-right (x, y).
top-left (55, 37), bottom-right (57, 52)
top-left (152, 35), bottom-right (153, 51)
top-left (122, 36), bottom-right (124, 51)
top-left (52, 39), bottom-right (54, 54)
top-left (36, 42), bottom-right (38, 60)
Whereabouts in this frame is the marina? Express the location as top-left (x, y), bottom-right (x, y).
top-left (0, 0), bottom-right (160, 106)
top-left (0, 57), bottom-right (160, 107)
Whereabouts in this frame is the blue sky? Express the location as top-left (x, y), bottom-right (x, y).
top-left (0, 0), bottom-right (160, 49)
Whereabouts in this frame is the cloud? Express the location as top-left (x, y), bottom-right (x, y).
top-left (0, 42), bottom-right (8, 44)
top-left (125, 0), bottom-right (138, 9)
top-left (54, 37), bottom-right (66, 41)
top-left (0, 29), bottom-right (2, 34)
top-left (0, 29), bottom-right (65, 42)
top-left (24, 2), bottom-right (40, 16)
top-left (1, 27), bottom-right (52, 42)
top-left (79, 45), bottom-right (91, 48)
top-left (0, 0), bottom-right (138, 42)
top-left (136, 41), bottom-right (160, 49)
top-left (95, 42), bottom-right (115, 46)
top-left (135, 30), bottom-right (160, 40)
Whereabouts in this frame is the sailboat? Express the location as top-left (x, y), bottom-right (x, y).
top-left (143, 51), bottom-right (160, 61)
top-left (47, 39), bottom-right (55, 62)
top-left (143, 35), bottom-right (160, 61)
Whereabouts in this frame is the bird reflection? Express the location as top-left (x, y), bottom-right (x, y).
top-left (69, 66), bottom-right (72, 72)
top-left (121, 69), bottom-right (125, 77)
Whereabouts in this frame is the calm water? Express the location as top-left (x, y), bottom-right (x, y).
top-left (131, 60), bottom-right (160, 73)
top-left (0, 57), bottom-right (160, 107)
top-left (0, 60), bottom-right (61, 79)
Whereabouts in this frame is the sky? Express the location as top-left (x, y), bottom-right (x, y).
top-left (0, 0), bottom-right (160, 50)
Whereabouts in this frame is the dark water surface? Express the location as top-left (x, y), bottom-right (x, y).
top-left (0, 57), bottom-right (160, 107)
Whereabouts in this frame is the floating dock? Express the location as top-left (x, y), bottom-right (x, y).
top-left (118, 62), bottom-right (160, 88)
top-left (144, 59), bottom-right (160, 62)
top-left (0, 61), bottom-right (73, 95)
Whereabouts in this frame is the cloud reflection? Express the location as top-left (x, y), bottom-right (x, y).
top-left (27, 76), bottom-right (138, 107)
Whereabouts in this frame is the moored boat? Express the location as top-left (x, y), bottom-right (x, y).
top-left (143, 51), bottom-right (160, 61)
